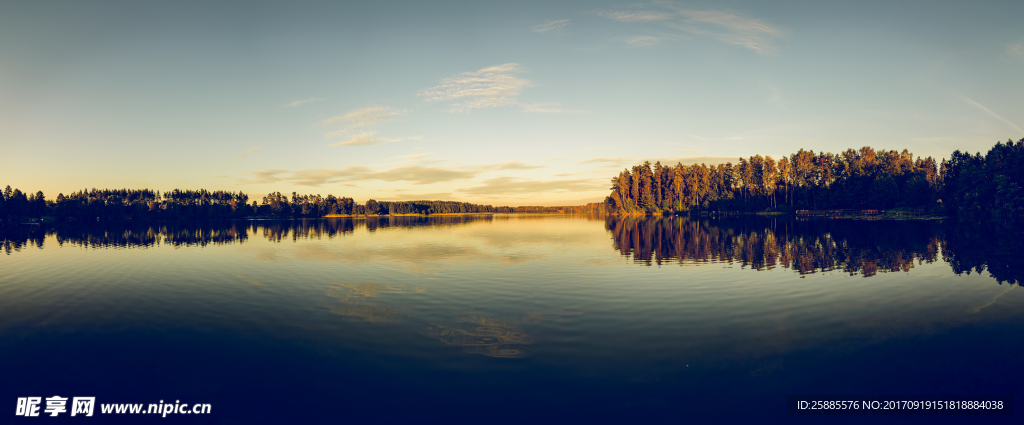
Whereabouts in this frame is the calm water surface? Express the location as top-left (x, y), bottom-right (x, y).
top-left (2, 215), bottom-right (1022, 423)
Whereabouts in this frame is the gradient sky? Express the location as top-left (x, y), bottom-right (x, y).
top-left (2, 0), bottom-right (1022, 205)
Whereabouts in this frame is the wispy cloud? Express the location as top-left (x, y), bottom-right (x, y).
top-left (677, 9), bottom-right (782, 38)
top-left (491, 161), bottom-right (545, 170)
top-left (419, 64), bottom-right (533, 112)
top-left (663, 156), bottom-right (737, 166)
top-left (245, 165), bottom-right (480, 186)
top-left (284, 98), bottom-right (325, 107)
top-left (420, 64), bottom-right (584, 114)
top-left (328, 132), bottom-right (423, 147)
top-left (322, 106), bottom-right (418, 146)
top-left (574, 157), bottom-right (637, 166)
top-left (251, 169), bottom-right (292, 183)
top-left (623, 35), bottom-right (673, 47)
top-left (377, 192), bottom-right (455, 201)
top-left (456, 177), bottom-right (606, 196)
top-left (1008, 42), bottom-right (1024, 60)
top-left (598, 11), bottom-right (673, 22)
top-left (322, 106), bottom-right (403, 128)
top-left (521, 102), bottom-right (587, 114)
top-left (531, 19), bottom-right (570, 34)
top-left (961, 96), bottom-right (1024, 134)
top-left (245, 159), bottom-right (546, 188)
top-left (575, 155), bottom-right (736, 168)
top-left (389, 152), bottom-right (436, 161)
top-left (363, 166), bottom-right (476, 185)
top-left (597, 5), bottom-right (786, 54)
top-left (329, 131), bottom-right (392, 147)
top-left (236, 146), bottom-right (263, 160)
top-left (762, 80), bottom-right (785, 108)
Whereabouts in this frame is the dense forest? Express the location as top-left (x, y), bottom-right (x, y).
top-left (0, 186), bottom-right (586, 222)
top-left (509, 203), bottom-right (605, 213)
top-left (605, 139), bottom-right (1024, 217)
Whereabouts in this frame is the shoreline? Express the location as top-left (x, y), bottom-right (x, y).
top-left (1, 211), bottom-right (608, 225)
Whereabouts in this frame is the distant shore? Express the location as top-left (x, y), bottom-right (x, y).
top-left (322, 212), bottom-right (498, 218)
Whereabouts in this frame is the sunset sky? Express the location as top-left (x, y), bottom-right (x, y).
top-left (2, 0), bottom-right (1022, 205)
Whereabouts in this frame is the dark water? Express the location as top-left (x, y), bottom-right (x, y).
top-left (2, 215), bottom-right (1022, 423)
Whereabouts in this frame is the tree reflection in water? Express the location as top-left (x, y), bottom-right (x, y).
top-left (4, 215), bottom-right (1023, 286)
top-left (606, 215), bottom-right (1024, 285)
top-left (0, 215), bottom-right (494, 253)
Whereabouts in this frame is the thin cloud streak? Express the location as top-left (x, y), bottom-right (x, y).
top-left (521, 102), bottom-right (587, 114)
top-left (329, 133), bottom-right (423, 147)
top-left (389, 152), bottom-right (436, 161)
top-left (420, 64), bottom-right (584, 113)
top-left (419, 63), bottom-right (533, 112)
top-left (678, 9), bottom-right (782, 37)
top-left (245, 165), bottom-right (479, 186)
top-left (531, 19), bottom-right (569, 33)
top-left (322, 106), bottom-right (418, 147)
top-left (598, 5), bottom-right (786, 54)
top-left (492, 161), bottom-right (544, 170)
top-left (762, 80), bottom-right (785, 108)
top-left (329, 131), bottom-right (393, 147)
top-left (1009, 44), bottom-right (1024, 58)
top-left (322, 106), bottom-right (403, 128)
top-left (377, 192), bottom-right (455, 201)
top-left (576, 155), bottom-right (738, 168)
top-left (250, 169), bottom-right (294, 183)
top-left (457, 177), bottom-right (606, 196)
top-left (368, 166), bottom-right (477, 185)
top-left (575, 157), bottom-right (636, 166)
top-left (236, 146), bottom-right (263, 160)
top-left (623, 35), bottom-right (672, 47)
top-left (284, 98), bottom-right (325, 107)
top-left (245, 160), bottom-right (545, 188)
top-left (598, 11), bottom-right (673, 22)
top-left (663, 156), bottom-right (737, 166)
top-left (961, 96), bottom-right (1024, 134)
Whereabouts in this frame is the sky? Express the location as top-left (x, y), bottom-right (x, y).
top-left (1, 0), bottom-right (1022, 206)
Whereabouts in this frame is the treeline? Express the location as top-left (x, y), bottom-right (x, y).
top-left (511, 203), bottom-right (605, 213)
top-left (0, 185), bottom-right (610, 223)
top-left (605, 139), bottom-right (1024, 216)
top-left (257, 192), bottom-right (514, 217)
top-left (0, 187), bottom-right (528, 222)
top-left (942, 140), bottom-right (1024, 216)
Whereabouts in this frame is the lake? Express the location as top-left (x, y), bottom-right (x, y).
top-left (2, 215), bottom-right (1022, 423)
